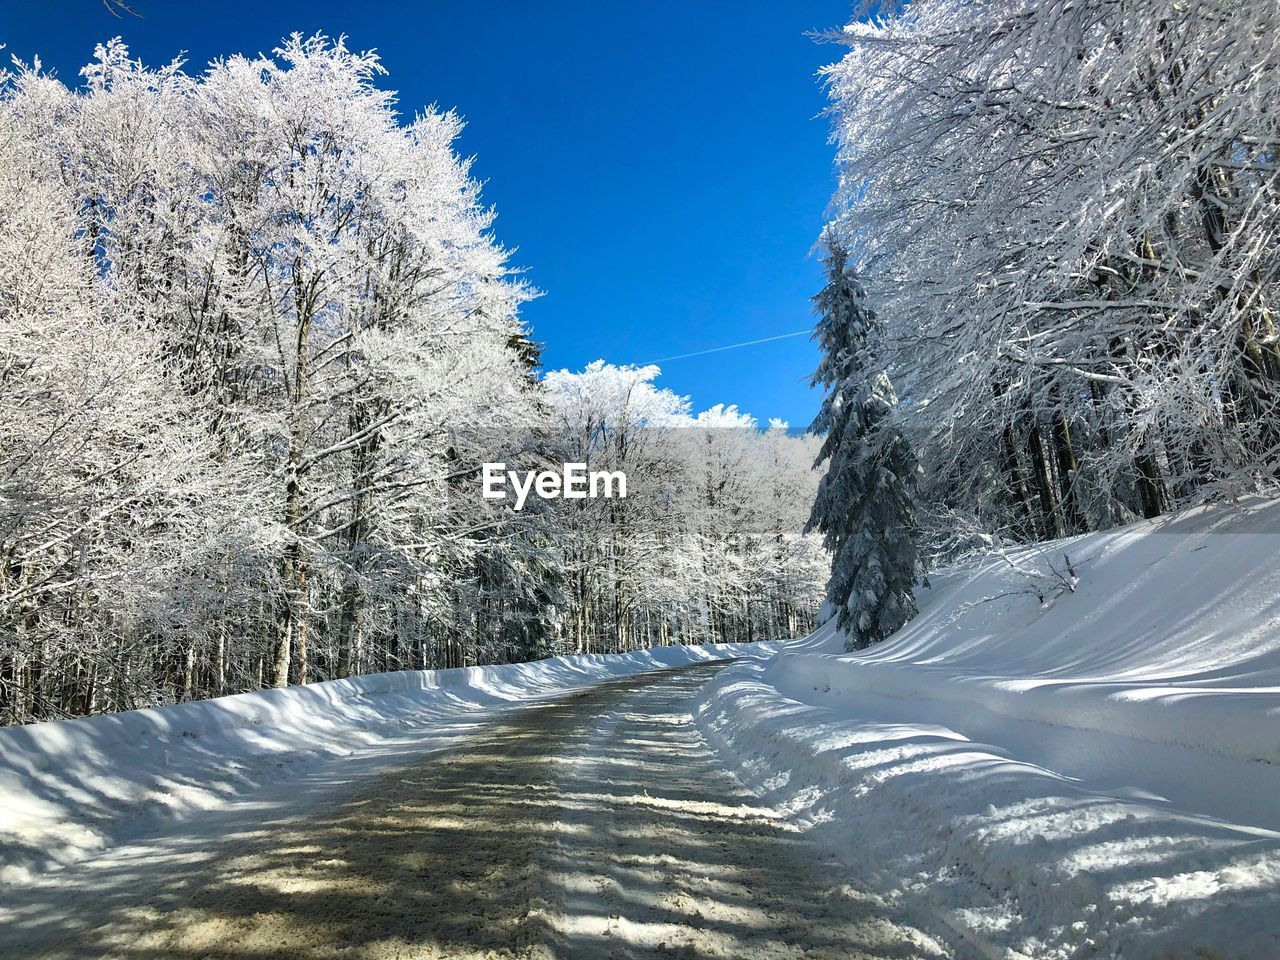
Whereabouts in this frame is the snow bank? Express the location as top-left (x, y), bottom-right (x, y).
top-left (695, 499), bottom-right (1280, 958)
top-left (0, 642), bottom-right (764, 885)
top-left (785, 497), bottom-right (1280, 764)
top-left (695, 664), bottom-right (1280, 959)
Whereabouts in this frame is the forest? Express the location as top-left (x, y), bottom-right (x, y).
top-left (9, 0), bottom-right (1280, 722)
top-left (0, 37), bottom-right (826, 723)
top-left (3, 7), bottom-right (1278, 955)
top-left (809, 0), bottom-right (1280, 612)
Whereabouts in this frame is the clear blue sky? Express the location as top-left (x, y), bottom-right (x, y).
top-left (1, 1), bottom-right (851, 427)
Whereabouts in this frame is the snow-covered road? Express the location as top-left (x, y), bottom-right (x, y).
top-left (0, 664), bottom-right (940, 960)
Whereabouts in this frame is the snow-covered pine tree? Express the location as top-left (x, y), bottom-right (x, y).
top-left (807, 243), bottom-right (921, 650)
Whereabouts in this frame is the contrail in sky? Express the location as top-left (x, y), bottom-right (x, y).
top-left (638, 329), bottom-right (811, 366)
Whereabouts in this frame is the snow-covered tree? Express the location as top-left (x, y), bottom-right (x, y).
top-left (0, 36), bottom-right (540, 719)
top-left (820, 0), bottom-right (1280, 553)
top-left (807, 244), bottom-right (921, 648)
top-left (811, 373), bottom-right (921, 648)
top-left (541, 362), bottom-right (828, 655)
top-left (0, 38), bottom-right (830, 723)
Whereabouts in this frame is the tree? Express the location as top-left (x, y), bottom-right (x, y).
top-left (0, 36), bottom-right (541, 718)
top-left (807, 244), bottom-right (921, 648)
top-left (0, 35), bottom-right (830, 725)
top-left (821, 0), bottom-right (1280, 551)
top-left (542, 361), bottom-right (828, 655)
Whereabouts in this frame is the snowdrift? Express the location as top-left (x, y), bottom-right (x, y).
top-left (777, 497), bottom-right (1280, 765)
top-left (695, 498), bottom-right (1280, 959)
top-left (0, 641), bottom-right (762, 885)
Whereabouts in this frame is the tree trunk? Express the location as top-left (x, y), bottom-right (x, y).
top-left (1135, 452), bottom-right (1166, 519)
top-left (1051, 407), bottom-right (1082, 533)
top-left (1027, 419), bottom-right (1063, 540)
top-left (181, 641), bottom-right (196, 702)
top-left (1000, 424), bottom-right (1035, 539)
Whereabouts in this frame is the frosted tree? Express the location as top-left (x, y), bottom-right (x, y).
top-left (543, 361), bottom-right (688, 653)
top-left (541, 362), bottom-right (827, 654)
top-left (821, 0), bottom-right (1280, 552)
top-left (0, 36), bottom-right (542, 717)
top-left (807, 244), bottom-right (921, 648)
top-left (0, 35), bottom-right (830, 724)
top-left (180, 35), bottom-right (540, 685)
top-left (0, 53), bottom-right (241, 718)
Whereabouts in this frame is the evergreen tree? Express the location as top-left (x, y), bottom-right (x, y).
top-left (807, 243), bottom-right (922, 650)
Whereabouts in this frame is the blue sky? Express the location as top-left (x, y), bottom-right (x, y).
top-left (0, 1), bottom-right (851, 427)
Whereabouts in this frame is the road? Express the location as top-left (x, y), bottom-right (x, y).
top-left (1, 664), bottom-right (937, 959)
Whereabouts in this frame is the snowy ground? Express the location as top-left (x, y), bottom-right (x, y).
top-left (0, 642), bottom-right (764, 886)
top-left (695, 498), bottom-right (1280, 959)
top-left (2, 665), bottom-right (941, 959)
top-left (3, 500), bottom-right (1279, 958)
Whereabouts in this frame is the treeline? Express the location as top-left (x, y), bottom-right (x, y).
top-left (541, 362), bottom-right (826, 657)
top-left (0, 37), bottom-right (824, 724)
top-left (821, 0), bottom-right (1280, 555)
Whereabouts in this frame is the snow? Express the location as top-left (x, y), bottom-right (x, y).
top-left (842, 20), bottom-right (886, 40)
top-left (694, 498), bottom-right (1280, 958)
top-left (782, 497), bottom-right (1280, 766)
top-left (5, 499), bottom-right (1280, 956)
top-left (0, 642), bottom-right (764, 887)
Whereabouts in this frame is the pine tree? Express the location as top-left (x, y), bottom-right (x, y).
top-left (807, 243), bottom-right (922, 650)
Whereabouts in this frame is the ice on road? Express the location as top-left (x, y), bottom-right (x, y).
top-left (1, 664), bottom-right (937, 959)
